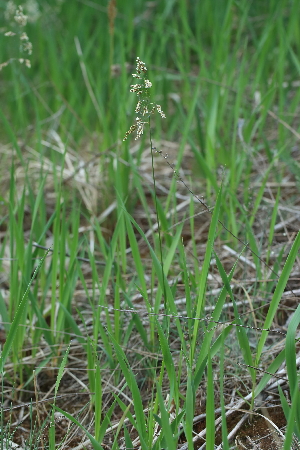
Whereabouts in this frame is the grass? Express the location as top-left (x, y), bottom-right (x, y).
top-left (0, 0), bottom-right (300, 449)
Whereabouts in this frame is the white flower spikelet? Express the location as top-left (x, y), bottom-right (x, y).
top-left (2, 2), bottom-right (33, 70)
top-left (123, 57), bottom-right (166, 141)
top-left (14, 6), bottom-right (28, 26)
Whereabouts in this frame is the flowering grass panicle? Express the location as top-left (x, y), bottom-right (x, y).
top-left (123, 57), bottom-right (166, 141)
top-left (1, 3), bottom-right (33, 71)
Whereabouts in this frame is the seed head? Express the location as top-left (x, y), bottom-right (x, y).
top-left (3, 1), bottom-right (33, 69)
top-left (14, 6), bottom-right (28, 26)
top-left (136, 57), bottom-right (147, 74)
top-left (123, 57), bottom-right (166, 141)
top-left (156, 104), bottom-right (166, 119)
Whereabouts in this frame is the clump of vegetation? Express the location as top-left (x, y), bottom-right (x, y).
top-left (0, 1), bottom-right (300, 449)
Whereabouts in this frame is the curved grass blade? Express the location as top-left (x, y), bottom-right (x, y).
top-left (0, 248), bottom-right (51, 372)
top-left (191, 185), bottom-right (222, 361)
top-left (156, 384), bottom-right (177, 450)
top-left (53, 406), bottom-right (104, 450)
top-left (108, 332), bottom-right (148, 450)
top-left (256, 231), bottom-right (300, 364)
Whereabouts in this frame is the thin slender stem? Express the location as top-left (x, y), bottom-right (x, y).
top-left (149, 118), bottom-right (168, 320)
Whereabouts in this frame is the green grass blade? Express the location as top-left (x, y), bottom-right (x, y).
top-left (282, 386), bottom-right (300, 450)
top-left (53, 406), bottom-right (104, 450)
top-left (155, 318), bottom-right (176, 401)
top-left (285, 303), bottom-right (300, 398)
top-left (254, 349), bottom-right (285, 397)
top-left (108, 332), bottom-right (148, 449)
top-left (219, 332), bottom-right (230, 450)
top-left (0, 248), bottom-right (50, 372)
top-left (285, 303), bottom-right (300, 436)
top-left (206, 352), bottom-right (215, 450)
top-left (214, 251), bottom-right (255, 382)
top-left (191, 186), bottom-right (222, 360)
top-left (94, 359), bottom-right (102, 442)
top-left (256, 231), bottom-right (300, 363)
top-left (196, 262), bottom-right (236, 370)
top-left (156, 384), bottom-right (177, 450)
